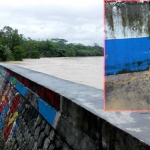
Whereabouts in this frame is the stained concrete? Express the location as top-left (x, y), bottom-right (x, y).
top-left (106, 2), bottom-right (150, 39)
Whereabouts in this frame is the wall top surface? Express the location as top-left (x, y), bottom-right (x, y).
top-left (0, 63), bottom-right (103, 116)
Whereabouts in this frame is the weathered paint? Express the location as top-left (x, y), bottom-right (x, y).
top-left (8, 112), bottom-right (18, 126)
top-left (12, 77), bottom-right (17, 85)
top-left (37, 97), bottom-right (57, 125)
top-left (0, 65), bottom-right (61, 142)
top-left (105, 1), bottom-right (150, 75)
top-left (106, 37), bottom-right (150, 74)
top-left (4, 73), bottom-right (9, 79)
top-left (2, 63), bottom-right (150, 149)
top-left (106, 1), bottom-right (150, 39)
top-left (15, 81), bottom-right (28, 97)
top-left (1, 104), bottom-right (9, 116)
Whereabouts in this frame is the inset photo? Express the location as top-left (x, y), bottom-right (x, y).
top-left (105, 0), bottom-right (150, 111)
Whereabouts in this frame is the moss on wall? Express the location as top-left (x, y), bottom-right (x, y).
top-left (106, 3), bottom-right (114, 31)
top-left (106, 2), bottom-right (150, 37)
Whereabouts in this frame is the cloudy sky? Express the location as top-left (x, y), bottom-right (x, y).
top-left (0, 0), bottom-right (104, 46)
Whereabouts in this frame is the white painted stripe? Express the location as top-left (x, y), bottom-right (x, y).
top-left (106, 36), bottom-right (149, 40)
top-left (52, 112), bottom-right (61, 129)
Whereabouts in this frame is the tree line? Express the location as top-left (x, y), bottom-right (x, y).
top-left (0, 26), bottom-right (104, 61)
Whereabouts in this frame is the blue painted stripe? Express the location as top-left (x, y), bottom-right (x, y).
top-left (21, 87), bottom-right (28, 97)
top-left (1, 104), bottom-right (9, 116)
top-left (15, 81), bottom-right (27, 97)
top-left (18, 104), bottom-right (22, 113)
top-left (37, 98), bottom-right (57, 125)
top-left (0, 114), bottom-right (3, 130)
top-left (9, 76), bottom-right (13, 83)
top-left (0, 66), bottom-right (2, 74)
top-left (15, 81), bottom-right (23, 93)
top-left (106, 37), bottom-right (150, 75)
top-left (0, 103), bottom-right (8, 130)
top-left (12, 118), bottom-right (18, 137)
top-left (4, 73), bottom-right (9, 79)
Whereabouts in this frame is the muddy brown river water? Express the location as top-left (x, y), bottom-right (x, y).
top-left (6, 57), bottom-right (104, 90)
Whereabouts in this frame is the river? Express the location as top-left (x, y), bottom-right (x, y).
top-left (5, 56), bottom-right (104, 90)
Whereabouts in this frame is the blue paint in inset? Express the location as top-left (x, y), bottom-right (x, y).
top-left (37, 97), bottom-right (57, 125)
top-left (105, 37), bottom-right (150, 75)
top-left (15, 81), bottom-right (27, 97)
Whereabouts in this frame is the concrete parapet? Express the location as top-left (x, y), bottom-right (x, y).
top-left (0, 63), bottom-right (150, 149)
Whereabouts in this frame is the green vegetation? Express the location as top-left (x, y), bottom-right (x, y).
top-left (0, 26), bottom-right (104, 61)
top-left (13, 46), bottom-right (25, 61)
top-left (30, 50), bottom-right (40, 59)
top-left (0, 44), bottom-right (12, 61)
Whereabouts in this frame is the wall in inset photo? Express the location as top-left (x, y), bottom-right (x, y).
top-left (105, 0), bottom-right (150, 111)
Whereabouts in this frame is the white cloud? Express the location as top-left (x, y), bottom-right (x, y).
top-left (0, 0), bottom-right (104, 46)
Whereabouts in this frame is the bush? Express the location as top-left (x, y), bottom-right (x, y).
top-left (30, 50), bottom-right (40, 58)
top-left (13, 46), bottom-right (25, 61)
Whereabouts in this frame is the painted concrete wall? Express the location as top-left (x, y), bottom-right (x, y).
top-left (105, 1), bottom-right (150, 75)
top-left (0, 65), bottom-right (102, 150)
top-left (0, 66), bottom-right (71, 150)
top-left (1, 64), bottom-right (150, 150)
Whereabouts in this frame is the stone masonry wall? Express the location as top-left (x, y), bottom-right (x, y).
top-left (0, 67), bottom-right (73, 150)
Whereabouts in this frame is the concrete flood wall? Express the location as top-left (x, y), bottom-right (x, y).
top-left (0, 63), bottom-right (150, 150)
top-left (0, 66), bottom-right (72, 150)
top-left (0, 64), bottom-right (104, 150)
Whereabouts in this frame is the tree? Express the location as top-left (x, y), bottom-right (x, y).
top-left (11, 29), bottom-right (23, 51)
top-left (0, 44), bottom-right (7, 61)
top-left (30, 50), bottom-right (40, 58)
top-left (0, 26), bottom-right (23, 52)
top-left (0, 26), bottom-right (104, 60)
top-left (51, 38), bottom-right (68, 45)
top-left (0, 44), bottom-right (12, 61)
top-left (13, 46), bottom-right (25, 61)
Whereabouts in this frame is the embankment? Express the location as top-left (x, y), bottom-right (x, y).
top-left (0, 63), bottom-right (150, 150)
